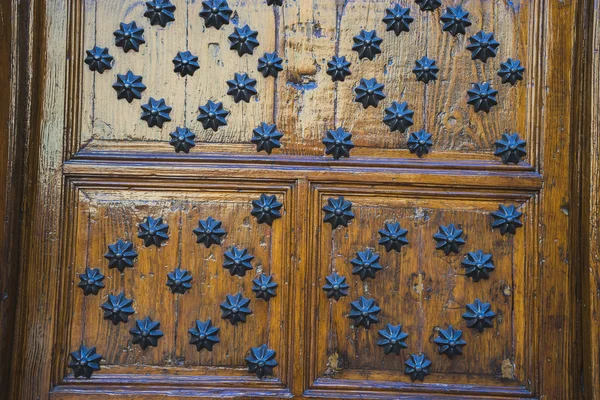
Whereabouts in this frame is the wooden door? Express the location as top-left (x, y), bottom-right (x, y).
top-left (9, 0), bottom-right (580, 398)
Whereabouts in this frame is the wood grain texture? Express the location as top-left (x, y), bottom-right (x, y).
top-left (581, 0), bottom-right (600, 398)
top-left (0, 0), bottom-right (27, 397)
top-left (8, 0), bottom-right (583, 399)
top-left (0, 0), bottom-right (14, 396)
top-left (76, 0), bottom-right (528, 162)
top-left (536, 0), bottom-right (579, 396)
top-left (9, 0), bottom-right (68, 398)
top-left (306, 186), bottom-right (535, 397)
top-left (66, 186), bottom-right (291, 379)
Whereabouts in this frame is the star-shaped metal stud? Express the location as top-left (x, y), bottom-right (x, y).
top-left (252, 274), bottom-right (278, 301)
top-left (144, 0), bottom-right (176, 27)
top-left (112, 71), bottom-right (146, 103)
top-left (491, 204), bottom-right (523, 235)
top-left (407, 130), bottom-right (433, 158)
top-left (246, 344), bottom-right (278, 379)
top-left (466, 31), bottom-right (500, 63)
top-left (440, 6), bottom-right (471, 37)
top-left (382, 5), bottom-right (413, 36)
top-left (220, 293), bottom-right (252, 325)
top-left (251, 194), bottom-right (283, 225)
top-left (169, 127), bottom-right (196, 153)
top-left (462, 250), bottom-right (494, 282)
top-left (130, 316), bottom-right (164, 349)
top-left (198, 100), bottom-right (229, 131)
top-left (223, 247), bottom-right (254, 277)
top-left (415, 0), bottom-right (442, 12)
top-left (433, 224), bottom-right (465, 255)
top-left (322, 127), bottom-right (354, 160)
top-left (227, 73), bottom-right (258, 103)
top-left (199, 0), bottom-right (232, 30)
top-left (494, 132), bottom-right (526, 164)
top-left (413, 57), bottom-right (439, 84)
top-left (352, 30), bottom-right (383, 61)
top-left (498, 58), bottom-right (525, 85)
top-left (322, 196), bottom-right (354, 228)
top-left (189, 319), bottom-right (220, 351)
top-left (104, 239), bottom-right (138, 272)
top-left (405, 353), bottom-right (432, 381)
top-left (378, 222), bottom-right (409, 252)
top-left (173, 51), bottom-right (200, 77)
top-left (138, 216), bottom-right (169, 247)
top-left (114, 22), bottom-right (145, 52)
top-left (354, 78), bottom-right (385, 108)
top-left (101, 292), bottom-right (134, 325)
top-left (377, 323), bottom-right (409, 355)
top-left (193, 216), bottom-right (226, 248)
top-left (84, 46), bottom-right (113, 73)
top-left (251, 122), bottom-right (283, 154)
top-left (326, 56), bottom-right (352, 82)
top-left (467, 82), bottom-right (498, 113)
top-left (68, 345), bottom-right (102, 378)
top-left (166, 267), bottom-right (193, 294)
top-left (78, 267), bottom-right (105, 296)
top-left (229, 25), bottom-right (260, 56)
top-left (383, 101), bottom-right (414, 133)
top-left (349, 296), bottom-right (381, 329)
top-left (434, 325), bottom-right (467, 359)
top-left (351, 249), bottom-right (383, 281)
top-left (462, 299), bottom-right (496, 332)
top-left (257, 52), bottom-right (284, 78)
top-left (141, 98), bottom-right (172, 128)
top-left (322, 273), bottom-right (349, 301)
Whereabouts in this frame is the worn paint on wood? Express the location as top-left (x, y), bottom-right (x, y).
top-left (77, 0), bottom-right (527, 161)
top-left (7, 0), bottom-right (584, 399)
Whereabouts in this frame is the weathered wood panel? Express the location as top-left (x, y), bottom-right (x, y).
top-left (66, 185), bottom-right (291, 384)
top-left (77, 0), bottom-right (528, 161)
top-left (308, 187), bottom-right (532, 395)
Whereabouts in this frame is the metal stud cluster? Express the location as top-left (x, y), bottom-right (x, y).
top-left (320, 196), bottom-right (523, 382)
top-left (71, 193), bottom-right (283, 379)
top-left (83, 0), bottom-right (285, 157)
top-left (84, 0), bottom-right (527, 164)
top-left (313, 2), bottom-right (527, 162)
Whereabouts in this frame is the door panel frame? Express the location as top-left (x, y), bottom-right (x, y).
top-left (577, 0), bottom-right (600, 398)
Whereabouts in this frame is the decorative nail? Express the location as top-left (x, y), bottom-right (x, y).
top-left (112, 71), bottom-right (146, 103)
top-left (114, 22), bottom-right (145, 52)
top-left (193, 216), bottom-right (226, 248)
top-left (220, 293), bottom-right (252, 325)
top-left (78, 268), bottom-right (105, 296)
top-left (348, 296), bottom-right (381, 329)
top-left (322, 197), bottom-right (354, 228)
top-left (101, 292), bottom-right (135, 325)
top-left (68, 345), bottom-right (102, 378)
top-left (104, 239), bottom-right (138, 272)
top-left (144, 0), bottom-right (176, 27)
top-left (84, 46), bottom-right (113, 73)
top-left (138, 216), bottom-right (169, 247)
top-left (251, 194), bottom-right (283, 225)
top-left (354, 78), bottom-right (385, 108)
top-left (130, 317), bottom-right (164, 349)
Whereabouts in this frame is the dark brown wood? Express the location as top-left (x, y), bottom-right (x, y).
top-left (0, 0), bottom-right (33, 398)
top-left (0, 0), bottom-right (16, 397)
top-left (7, 0), bottom-right (586, 399)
